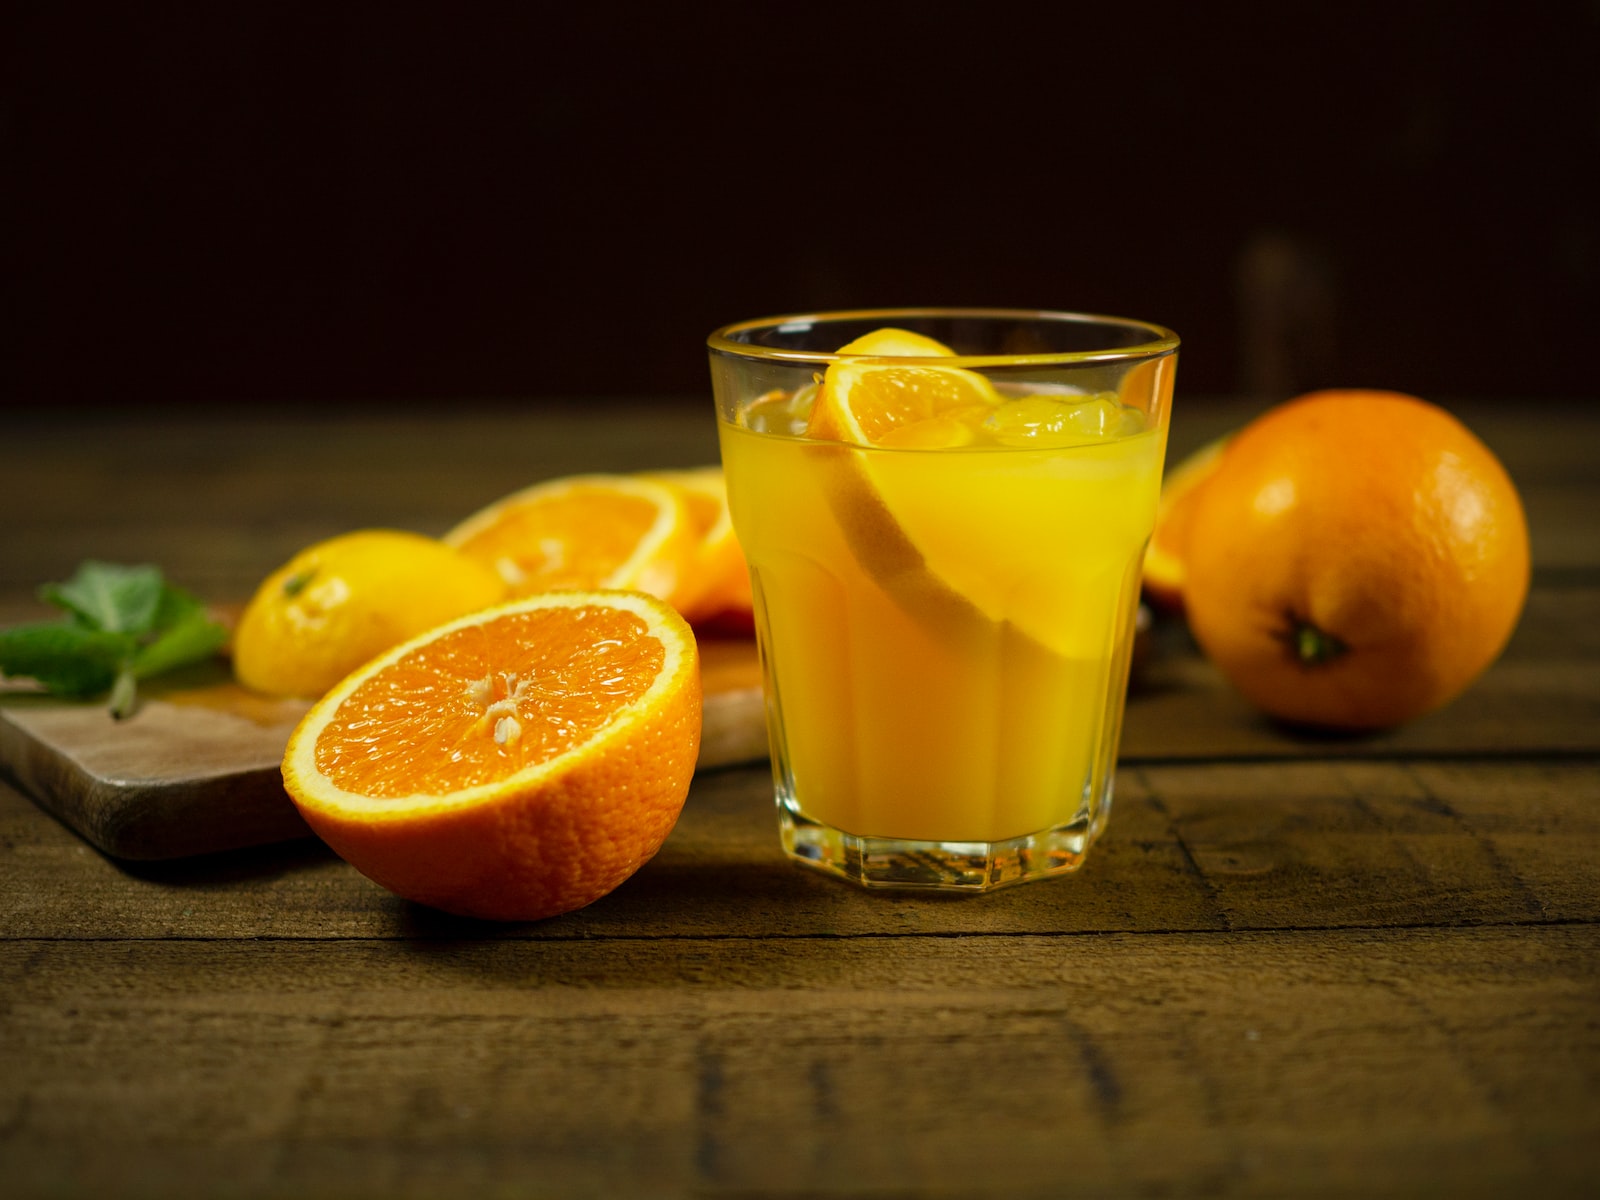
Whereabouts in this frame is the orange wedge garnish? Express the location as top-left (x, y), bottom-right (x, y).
top-left (805, 327), bottom-right (1001, 448)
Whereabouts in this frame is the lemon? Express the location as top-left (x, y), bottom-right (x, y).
top-left (233, 530), bottom-right (508, 699)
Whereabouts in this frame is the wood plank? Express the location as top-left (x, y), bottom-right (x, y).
top-left (2, 586), bottom-right (1594, 864)
top-left (5, 758), bottom-right (1596, 941)
top-left (3, 926), bottom-right (1595, 1197)
top-left (1128, 758), bottom-right (1600, 930)
top-left (0, 403), bottom-right (727, 595)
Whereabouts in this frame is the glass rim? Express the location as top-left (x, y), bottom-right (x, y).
top-left (707, 306), bottom-right (1180, 368)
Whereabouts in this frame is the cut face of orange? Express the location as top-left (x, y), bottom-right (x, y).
top-left (640, 467), bottom-right (752, 626)
top-left (281, 591), bottom-right (702, 921)
top-left (805, 328), bottom-right (1003, 449)
top-left (444, 475), bottom-right (694, 602)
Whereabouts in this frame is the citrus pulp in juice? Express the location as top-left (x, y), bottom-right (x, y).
top-left (719, 379), bottom-right (1165, 846)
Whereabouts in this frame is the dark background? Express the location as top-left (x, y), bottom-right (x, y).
top-left (4, 1), bottom-right (1597, 407)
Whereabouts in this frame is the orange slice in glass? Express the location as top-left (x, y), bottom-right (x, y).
top-left (805, 327), bottom-right (1001, 448)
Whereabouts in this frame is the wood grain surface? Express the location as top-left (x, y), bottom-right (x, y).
top-left (3, 763), bottom-right (1597, 1198)
top-left (10, 578), bottom-right (1593, 864)
top-left (0, 636), bottom-right (767, 860)
top-left (2, 398), bottom-right (1597, 1199)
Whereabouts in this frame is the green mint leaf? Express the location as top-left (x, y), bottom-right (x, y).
top-left (40, 561), bottom-right (164, 634)
top-left (150, 578), bottom-right (207, 630)
top-left (5, 563), bottom-right (229, 717)
top-left (0, 621), bottom-right (135, 696)
top-left (130, 607), bottom-right (229, 680)
top-left (130, 580), bottom-right (229, 679)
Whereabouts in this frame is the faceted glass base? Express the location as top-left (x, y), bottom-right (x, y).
top-left (777, 796), bottom-right (1102, 893)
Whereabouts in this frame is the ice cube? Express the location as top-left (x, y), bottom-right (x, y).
top-left (982, 391), bottom-right (1131, 446)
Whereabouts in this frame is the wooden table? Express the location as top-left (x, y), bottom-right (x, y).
top-left (3, 397), bottom-right (1597, 1198)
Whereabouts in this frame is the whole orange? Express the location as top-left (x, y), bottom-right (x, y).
top-left (1182, 390), bottom-right (1529, 730)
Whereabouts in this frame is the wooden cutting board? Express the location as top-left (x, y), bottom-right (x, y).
top-left (0, 637), bottom-right (768, 861)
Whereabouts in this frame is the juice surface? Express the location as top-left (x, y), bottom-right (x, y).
top-left (721, 409), bottom-right (1164, 844)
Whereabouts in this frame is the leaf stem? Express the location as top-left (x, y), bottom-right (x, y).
top-left (109, 668), bottom-right (139, 720)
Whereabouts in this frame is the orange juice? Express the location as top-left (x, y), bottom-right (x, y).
top-left (709, 310), bottom-right (1177, 890)
top-left (723, 401), bottom-right (1161, 837)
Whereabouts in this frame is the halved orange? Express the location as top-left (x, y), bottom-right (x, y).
top-left (1142, 434), bottom-right (1229, 611)
top-left (282, 591), bottom-right (702, 921)
top-left (640, 467), bottom-right (752, 625)
top-left (444, 474), bottom-right (695, 602)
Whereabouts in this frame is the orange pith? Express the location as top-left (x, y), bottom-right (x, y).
top-left (313, 604), bottom-right (663, 797)
top-left (282, 591), bottom-right (702, 921)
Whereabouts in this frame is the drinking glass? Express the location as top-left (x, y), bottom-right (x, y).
top-left (709, 309), bottom-right (1178, 891)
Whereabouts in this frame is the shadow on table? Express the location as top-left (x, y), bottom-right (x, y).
top-left (388, 857), bottom-right (840, 941)
top-left (107, 830), bottom-right (337, 885)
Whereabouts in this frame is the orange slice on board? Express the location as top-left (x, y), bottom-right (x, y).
top-left (444, 475), bottom-right (695, 602)
top-left (282, 591), bottom-right (701, 921)
top-left (640, 467), bottom-right (752, 625)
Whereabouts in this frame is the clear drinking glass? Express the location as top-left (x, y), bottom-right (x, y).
top-left (708, 309), bottom-right (1178, 891)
